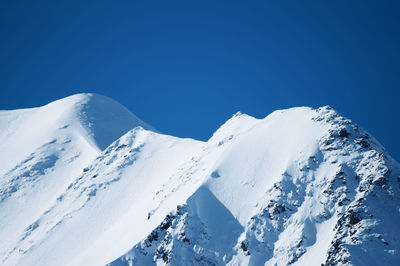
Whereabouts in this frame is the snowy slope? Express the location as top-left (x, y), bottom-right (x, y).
top-left (0, 94), bottom-right (154, 265)
top-left (1, 95), bottom-right (399, 266)
top-left (107, 107), bottom-right (400, 266)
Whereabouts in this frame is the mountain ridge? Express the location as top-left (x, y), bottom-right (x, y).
top-left (0, 95), bottom-right (399, 266)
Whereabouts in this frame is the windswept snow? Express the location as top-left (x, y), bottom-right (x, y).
top-left (0, 95), bottom-right (399, 266)
top-left (0, 93), bottom-right (152, 175)
top-left (0, 94), bottom-right (155, 265)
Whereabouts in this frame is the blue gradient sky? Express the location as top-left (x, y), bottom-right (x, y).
top-left (1, 1), bottom-right (399, 160)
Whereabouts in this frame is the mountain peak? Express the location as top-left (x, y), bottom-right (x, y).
top-left (66, 93), bottom-right (155, 150)
top-left (1, 98), bottom-right (399, 266)
top-left (0, 93), bottom-right (154, 178)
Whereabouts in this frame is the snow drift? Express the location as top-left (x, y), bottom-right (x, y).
top-left (0, 94), bottom-right (399, 266)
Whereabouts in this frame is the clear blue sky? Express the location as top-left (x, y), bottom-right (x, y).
top-left (1, 1), bottom-right (399, 160)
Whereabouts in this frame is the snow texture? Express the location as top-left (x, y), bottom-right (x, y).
top-left (0, 94), bottom-right (399, 266)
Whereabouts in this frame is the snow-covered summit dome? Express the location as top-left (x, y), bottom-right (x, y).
top-left (58, 93), bottom-right (155, 150)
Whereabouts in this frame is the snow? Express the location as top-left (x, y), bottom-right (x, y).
top-left (294, 215), bottom-right (337, 266)
top-left (0, 94), bottom-right (157, 265)
top-left (0, 96), bottom-right (399, 266)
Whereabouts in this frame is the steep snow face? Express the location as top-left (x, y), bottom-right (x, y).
top-left (5, 128), bottom-right (204, 266)
top-left (74, 93), bottom-right (155, 150)
top-left (1, 96), bottom-right (399, 266)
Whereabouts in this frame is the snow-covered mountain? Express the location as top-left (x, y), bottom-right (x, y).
top-left (0, 94), bottom-right (399, 266)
